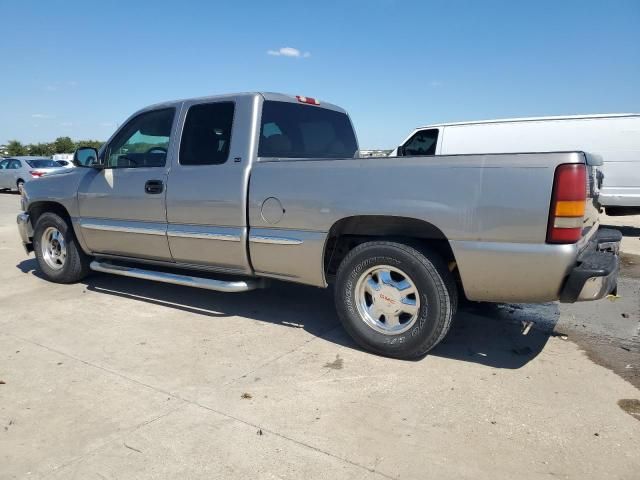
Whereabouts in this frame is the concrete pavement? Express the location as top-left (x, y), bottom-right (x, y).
top-left (1, 193), bottom-right (639, 479)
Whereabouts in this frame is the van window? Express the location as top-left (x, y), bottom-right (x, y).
top-left (180, 102), bottom-right (235, 166)
top-left (258, 101), bottom-right (358, 158)
top-left (403, 129), bottom-right (439, 156)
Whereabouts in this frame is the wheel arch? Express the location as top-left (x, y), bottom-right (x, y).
top-left (28, 201), bottom-right (92, 256)
top-left (28, 201), bottom-right (73, 226)
top-left (323, 215), bottom-right (459, 282)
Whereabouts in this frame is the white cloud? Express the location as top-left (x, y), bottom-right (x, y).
top-left (60, 122), bottom-right (73, 127)
top-left (68, 80), bottom-right (78, 87)
top-left (429, 80), bottom-right (443, 87)
top-left (100, 121), bottom-right (116, 127)
top-left (31, 113), bottom-right (54, 119)
top-left (267, 47), bottom-right (311, 58)
top-left (45, 85), bottom-right (58, 91)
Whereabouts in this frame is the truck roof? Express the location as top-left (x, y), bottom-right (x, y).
top-left (417, 113), bottom-right (640, 130)
top-left (142, 92), bottom-right (347, 114)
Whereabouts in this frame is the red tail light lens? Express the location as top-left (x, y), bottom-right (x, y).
top-left (296, 95), bottom-right (320, 105)
top-left (547, 163), bottom-right (587, 244)
top-left (29, 170), bottom-right (45, 178)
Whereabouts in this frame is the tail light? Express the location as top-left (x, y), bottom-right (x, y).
top-left (296, 95), bottom-right (320, 105)
top-left (547, 163), bottom-right (587, 244)
top-left (29, 170), bottom-right (45, 178)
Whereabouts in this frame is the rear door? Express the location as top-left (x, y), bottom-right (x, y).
top-left (165, 96), bottom-right (253, 274)
top-left (6, 159), bottom-right (22, 188)
top-left (77, 107), bottom-right (178, 260)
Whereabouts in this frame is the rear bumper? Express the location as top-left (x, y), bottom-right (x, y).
top-left (17, 212), bottom-right (34, 254)
top-left (559, 228), bottom-right (621, 303)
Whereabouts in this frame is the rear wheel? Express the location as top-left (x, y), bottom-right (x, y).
top-left (33, 212), bottom-right (91, 283)
top-left (335, 241), bottom-right (457, 359)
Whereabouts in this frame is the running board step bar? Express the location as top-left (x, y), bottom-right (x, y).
top-left (90, 261), bottom-right (265, 292)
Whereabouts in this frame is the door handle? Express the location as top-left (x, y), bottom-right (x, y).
top-left (145, 180), bottom-right (164, 194)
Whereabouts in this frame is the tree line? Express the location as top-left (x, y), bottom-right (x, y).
top-left (3, 137), bottom-right (104, 157)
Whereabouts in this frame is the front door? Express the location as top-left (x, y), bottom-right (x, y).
top-left (401, 128), bottom-right (440, 156)
top-left (77, 107), bottom-right (179, 261)
top-left (0, 159), bottom-right (10, 188)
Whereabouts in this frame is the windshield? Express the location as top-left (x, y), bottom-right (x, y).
top-left (258, 101), bottom-right (358, 159)
top-left (26, 159), bottom-right (60, 168)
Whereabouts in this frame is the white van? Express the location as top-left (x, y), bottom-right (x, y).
top-left (391, 114), bottom-right (640, 215)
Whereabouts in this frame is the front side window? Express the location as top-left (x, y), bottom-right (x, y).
top-left (402, 129), bottom-right (439, 156)
top-left (180, 102), bottom-right (235, 166)
top-left (9, 160), bottom-right (22, 169)
top-left (258, 101), bottom-right (358, 159)
top-left (105, 108), bottom-right (175, 168)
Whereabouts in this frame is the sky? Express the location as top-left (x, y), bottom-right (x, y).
top-left (0, 0), bottom-right (639, 148)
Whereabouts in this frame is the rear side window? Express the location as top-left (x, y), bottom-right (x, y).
top-left (180, 102), bottom-right (235, 165)
top-left (402, 129), bottom-right (439, 156)
top-left (26, 159), bottom-right (59, 168)
top-left (258, 101), bottom-right (358, 159)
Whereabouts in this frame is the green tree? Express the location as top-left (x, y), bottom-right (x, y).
top-left (27, 142), bottom-right (54, 156)
top-left (75, 140), bottom-right (104, 150)
top-left (53, 136), bottom-right (75, 154)
top-left (6, 140), bottom-right (27, 156)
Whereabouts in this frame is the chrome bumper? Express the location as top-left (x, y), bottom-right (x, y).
top-left (17, 212), bottom-right (34, 253)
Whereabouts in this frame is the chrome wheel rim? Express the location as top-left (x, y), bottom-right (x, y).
top-left (355, 265), bottom-right (421, 335)
top-left (41, 227), bottom-right (67, 270)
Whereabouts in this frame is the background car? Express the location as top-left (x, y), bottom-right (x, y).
top-left (0, 156), bottom-right (66, 193)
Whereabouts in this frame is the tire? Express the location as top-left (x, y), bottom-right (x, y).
top-left (33, 212), bottom-right (91, 283)
top-left (335, 241), bottom-right (457, 359)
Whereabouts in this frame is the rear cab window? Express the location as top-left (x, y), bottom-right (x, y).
top-left (180, 102), bottom-right (235, 166)
top-left (258, 101), bottom-right (358, 159)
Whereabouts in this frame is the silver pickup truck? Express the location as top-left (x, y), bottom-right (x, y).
top-left (17, 92), bottom-right (622, 359)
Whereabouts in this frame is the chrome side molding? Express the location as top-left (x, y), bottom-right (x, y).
top-left (90, 260), bottom-right (265, 292)
top-left (167, 229), bottom-right (241, 242)
top-left (80, 221), bottom-right (166, 236)
top-left (249, 235), bottom-right (303, 245)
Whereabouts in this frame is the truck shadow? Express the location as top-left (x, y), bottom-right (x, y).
top-left (601, 224), bottom-right (640, 237)
top-left (17, 258), bottom-right (559, 369)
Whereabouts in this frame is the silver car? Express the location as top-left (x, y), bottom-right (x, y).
top-left (0, 156), bottom-right (66, 193)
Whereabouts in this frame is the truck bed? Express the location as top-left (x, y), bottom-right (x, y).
top-left (247, 151), bottom-right (599, 302)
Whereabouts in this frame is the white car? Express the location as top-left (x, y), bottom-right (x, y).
top-left (0, 157), bottom-right (66, 193)
top-left (391, 113), bottom-right (640, 215)
top-left (55, 160), bottom-right (75, 168)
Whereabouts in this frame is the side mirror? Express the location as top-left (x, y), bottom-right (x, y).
top-left (74, 147), bottom-right (101, 168)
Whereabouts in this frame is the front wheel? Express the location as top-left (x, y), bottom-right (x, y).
top-left (335, 241), bottom-right (457, 359)
top-left (33, 212), bottom-right (91, 283)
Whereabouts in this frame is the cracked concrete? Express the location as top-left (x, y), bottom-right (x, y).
top-left (1, 194), bottom-right (639, 479)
